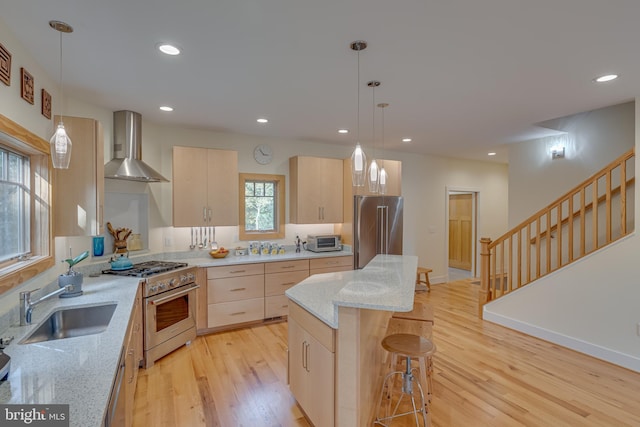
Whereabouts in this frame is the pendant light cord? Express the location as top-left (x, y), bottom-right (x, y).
top-left (58, 30), bottom-right (63, 126)
top-left (356, 49), bottom-right (360, 144)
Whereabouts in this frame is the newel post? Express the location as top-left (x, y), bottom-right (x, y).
top-left (478, 237), bottom-right (492, 318)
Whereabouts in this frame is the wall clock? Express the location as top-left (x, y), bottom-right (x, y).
top-left (254, 144), bottom-right (273, 165)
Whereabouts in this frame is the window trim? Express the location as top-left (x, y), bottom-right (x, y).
top-left (0, 114), bottom-right (54, 295)
top-left (239, 173), bottom-right (285, 240)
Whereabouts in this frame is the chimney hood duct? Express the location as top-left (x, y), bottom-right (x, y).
top-left (104, 110), bottom-right (169, 182)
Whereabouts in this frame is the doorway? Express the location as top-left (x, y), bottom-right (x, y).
top-left (447, 190), bottom-right (478, 280)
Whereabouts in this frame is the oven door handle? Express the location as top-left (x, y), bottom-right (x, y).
top-left (148, 284), bottom-right (200, 305)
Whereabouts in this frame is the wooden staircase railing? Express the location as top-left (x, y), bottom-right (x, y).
top-left (479, 148), bottom-right (635, 317)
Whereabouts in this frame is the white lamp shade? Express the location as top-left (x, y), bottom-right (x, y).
top-left (50, 122), bottom-right (72, 169)
top-left (351, 143), bottom-right (367, 187)
top-left (368, 159), bottom-right (379, 193)
top-left (378, 166), bottom-right (388, 194)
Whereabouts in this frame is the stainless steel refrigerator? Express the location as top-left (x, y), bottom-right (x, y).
top-left (353, 195), bottom-right (403, 269)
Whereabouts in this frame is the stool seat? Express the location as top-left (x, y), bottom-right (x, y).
top-left (393, 302), bottom-right (434, 324)
top-left (416, 267), bottom-right (432, 292)
top-left (382, 334), bottom-right (435, 358)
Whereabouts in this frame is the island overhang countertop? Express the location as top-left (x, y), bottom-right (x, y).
top-left (285, 254), bottom-right (418, 328)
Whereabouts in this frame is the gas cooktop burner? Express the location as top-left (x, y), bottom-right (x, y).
top-left (103, 261), bottom-right (189, 277)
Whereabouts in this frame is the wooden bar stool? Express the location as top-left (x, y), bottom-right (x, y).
top-left (416, 267), bottom-right (432, 292)
top-left (374, 334), bottom-right (436, 427)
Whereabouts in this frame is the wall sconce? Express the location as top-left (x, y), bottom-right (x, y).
top-left (551, 145), bottom-right (565, 159)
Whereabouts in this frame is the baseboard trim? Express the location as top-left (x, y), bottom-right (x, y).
top-left (483, 310), bottom-right (640, 373)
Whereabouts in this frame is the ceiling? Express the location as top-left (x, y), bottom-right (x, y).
top-left (2, 0), bottom-right (638, 164)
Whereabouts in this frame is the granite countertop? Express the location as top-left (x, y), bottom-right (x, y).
top-left (0, 275), bottom-right (140, 427)
top-left (176, 248), bottom-right (352, 267)
top-left (285, 254), bottom-right (418, 328)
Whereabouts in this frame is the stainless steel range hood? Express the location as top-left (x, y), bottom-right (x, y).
top-left (104, 110), bottom-right (168, 182)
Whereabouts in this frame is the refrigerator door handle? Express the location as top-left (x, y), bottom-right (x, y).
top-left (377, 205), bottom-right (389, 254)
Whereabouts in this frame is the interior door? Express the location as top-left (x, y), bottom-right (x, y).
top-left (448, 194), bottom-right (473, 270)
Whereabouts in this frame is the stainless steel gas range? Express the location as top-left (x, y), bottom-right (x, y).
top-left (103, 261), bottom-right (199, 368)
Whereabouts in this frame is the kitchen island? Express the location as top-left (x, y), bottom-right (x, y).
top-left (285, 254), bottom-right (418, 427)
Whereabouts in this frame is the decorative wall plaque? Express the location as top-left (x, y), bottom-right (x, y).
top-left (0, 42), bottom-right (11, 86)
top-left (20, 67), bottom-right (34, 104)
top-left (41, 89), bottom-right (51, 119)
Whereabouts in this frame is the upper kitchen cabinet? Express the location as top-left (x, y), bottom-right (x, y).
top-left (172, 147), bottom-right (238, 227)
top-left (53, 116), bottom-right (104, 237)
top-left (342, 158), bottom-right (402, 197)
top-left (290, 156), bottom-right (343, 224)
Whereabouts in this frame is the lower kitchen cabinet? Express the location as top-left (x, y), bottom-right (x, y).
top-left (206, 263), bottom-right (265, 328)
top-left (310, 255), bottom-right (353, 275)
top-left (199, 256), bottom-right (351, 333)
top-left (288, 303), bottom-right (335, 427)
top-left (265, 259), bottom-right (309, 318)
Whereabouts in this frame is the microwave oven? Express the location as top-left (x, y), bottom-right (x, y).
top-left (306, 234), bottom-right (342, 252)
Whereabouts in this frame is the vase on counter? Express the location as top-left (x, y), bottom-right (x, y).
top-left (128, 233), bottom-right (143, 251)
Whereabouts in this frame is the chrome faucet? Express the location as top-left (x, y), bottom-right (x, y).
top-left (19, 286), bottom-right (72, 326)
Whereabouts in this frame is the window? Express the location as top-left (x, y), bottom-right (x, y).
top-left (239, 173), bottom-right (285, 240)
top-left (0, 114), bottom-right (53, 293)
top-left (0, 147), bottom-right (30, 264)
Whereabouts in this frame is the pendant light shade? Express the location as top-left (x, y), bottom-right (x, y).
top-left (49, 20), bottom-right (73, 169)
top-left (350, 40), bottom-right (367, 187)
top-left (367, 158), bottom-right (379, 193)
top-left (351, 142), bottom-right (367, 186)
top-left (50, 122), bottom-right (72, 169)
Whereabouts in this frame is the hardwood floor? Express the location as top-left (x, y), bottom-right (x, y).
top-left (133, 280), bottom-right (640, 426)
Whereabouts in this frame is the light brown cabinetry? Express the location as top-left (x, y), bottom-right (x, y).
top-left (53, 115), bottom-right (104, 236)
top-left (290, 156), bottom-right (343, 224)
top-left (206, 263), bottom-right (264, 328)
top-left (310, 255), bottom-right (353, 275)
top-left (288, 302), bottom-right (335, 427)
top-left (172, 146), bottom-right (238, 227)
top-left (124, 284), bottom-right (142, 427)
top-left (265, 259), bottom-right (309, 318)
top-left (199, 255), bottom-right (351, 333)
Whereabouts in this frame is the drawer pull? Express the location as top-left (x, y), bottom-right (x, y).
top-left (281, 265), bottom-right (295, 269)
top-left (230, 270), bottom-right (246, 274)
top-left (230, 287), bottom-right (247, 292)
top-left (327, 261), bottom-right (339, 265)
top-left (231, 311), bottom-right (246, 316)
top-left (281, 282), bottom-right (296, 286)
top-left (281, 304), bottom-right (288, 308)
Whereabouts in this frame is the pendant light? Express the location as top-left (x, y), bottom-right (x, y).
top-left (49, 20), bottom-right (74, 169)
top-left (377, 102), bottom-right (389, 195)
top-left (350, 41), bottom-right (367, 187)
top-left (367, 80), bottom-right (380, 193)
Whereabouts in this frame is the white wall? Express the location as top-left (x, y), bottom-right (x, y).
top-left (508, 102), bottom-right (634, 227)
top-left (0, 21), bottom-right (58, 139)
top-left (485, 100), bottom-right (640, 372)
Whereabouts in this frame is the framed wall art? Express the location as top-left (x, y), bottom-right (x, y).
top-left (0, 42), bottom-right (11, 86)
top-left (41, 89), bottom-right (51, 119)
top-left (20, 67), bottom-right (34, 104)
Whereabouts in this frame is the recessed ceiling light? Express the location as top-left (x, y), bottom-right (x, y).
top-left (157, 44), bottom-right (181, 56)
top-left (338, 129), bottom-right (349, 134)
top-left (488, 152), bottom-right (497, 156)
top-left (593, 74), bottom-right (618, 83)
top-left (402, 138), bottom-right (412, 143)
top-left (159, 106), bottom-right (174, 112)
top-left (257, 118), bottom-right (268, 124)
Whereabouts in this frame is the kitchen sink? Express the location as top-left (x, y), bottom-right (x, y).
top-left (19, 303), bottom-right (117, 345)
